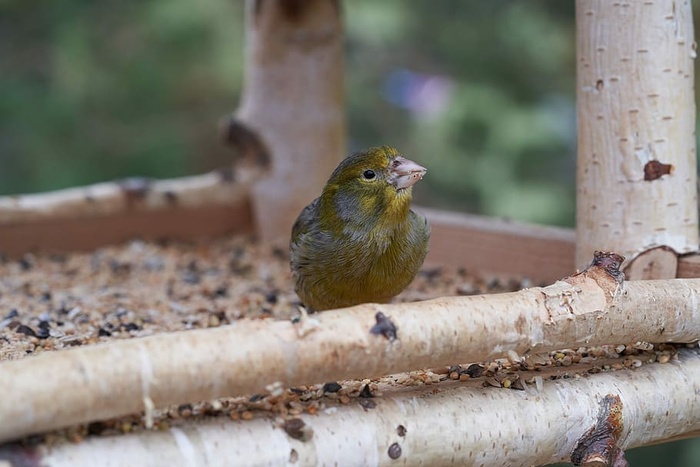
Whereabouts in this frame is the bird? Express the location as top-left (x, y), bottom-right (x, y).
top-left (290, 146), bottom-right (430, 311)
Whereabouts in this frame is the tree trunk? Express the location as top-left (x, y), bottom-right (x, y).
top-left (575, 0), bottom-right (698, 276)
top-left (232, 0), bottom-right (346, 244)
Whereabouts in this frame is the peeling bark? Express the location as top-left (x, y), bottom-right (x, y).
top-left (575, 0), bottom-right (699, 273)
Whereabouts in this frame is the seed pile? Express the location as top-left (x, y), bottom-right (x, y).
top-left (0, 236), bottom-right (527, 361)
top-left (0, 235), bottom-right (683, 445)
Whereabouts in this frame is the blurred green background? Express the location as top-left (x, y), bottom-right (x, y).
top-left (0, 0), bottom-right (581, 225)
top-left (2, 1), bottom-right (698, 228)
top-left (0, 1), bottom-right (698, 463)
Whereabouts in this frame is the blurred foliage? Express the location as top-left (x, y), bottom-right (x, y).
top-left (345, 1), bottom-right (577, 226)
top-left (0, 0), bottom-right (245, 195)
top-left (1, 1), bottom-right (699, 228)
top-left (1, 1), bottom-right (699, 464)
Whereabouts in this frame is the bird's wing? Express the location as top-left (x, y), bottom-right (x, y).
top-left (290, 197), bottom-right (323, 274)
top-left (409, 209), bottom-right (431, 242)
top-left (291, 197), bottom-right (320, 243)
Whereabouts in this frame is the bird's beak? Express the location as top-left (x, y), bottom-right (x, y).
top-left (388, 156), bottom-right (427, 190)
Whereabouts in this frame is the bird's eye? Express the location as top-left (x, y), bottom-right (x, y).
top-left (362, 170), bottom-right (376, 180)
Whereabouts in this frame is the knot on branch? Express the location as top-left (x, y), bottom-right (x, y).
top-left (565, 251), bottom-right (625, 300)
top-left (571, 394), bottom-right (628, 467)
top-left (643, 160), bottom-right (673, 181)
top-left (217, 116), bottom-right (271, 179)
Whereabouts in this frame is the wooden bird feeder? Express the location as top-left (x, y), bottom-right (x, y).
top-left (1, 1), bottom-right (699, 466)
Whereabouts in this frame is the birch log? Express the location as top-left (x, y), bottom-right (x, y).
top-left (575, 0), bottom-right (699, 275)
top-left (1, 269), bottom-right (700, 443)
top-left (0, 126), bottom-right (270, 257)
top-left (232, 0), bottom-right (345, 244)
top-left (0, 170), bottom-right (255, 226)
top-left (3, 349), bottom-right (699, 466)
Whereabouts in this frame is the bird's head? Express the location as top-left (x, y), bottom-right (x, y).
top-left (319, 146), bottom-right (427, 231)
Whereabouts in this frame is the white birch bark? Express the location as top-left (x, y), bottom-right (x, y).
top-left (575, 0), bottom-right (699, 274)
top-left (0, 169), bottom-right (260, 225)
top-left (235, 0), bottom-right (346, 244)
top-left (5, 349), bottom-right (698, 466)
top-left (1, 273), bottom-right (699, 443)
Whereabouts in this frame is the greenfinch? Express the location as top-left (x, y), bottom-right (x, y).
top-left (290, 146), bottom-right (430, 311)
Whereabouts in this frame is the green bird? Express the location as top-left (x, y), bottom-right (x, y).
top-left (290, 146), bottom-right (430, 311)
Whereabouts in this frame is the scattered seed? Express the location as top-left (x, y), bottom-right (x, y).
top-left (210, 400), bottom-right (223, 411)
top-left (633, 341), bottom-right (654, 351)
top-left (512, 378), bottom-right (526, 391)
top-left (388, 442), bottom-right (402, 459)
top-left (658, 353), bottom-right (671, 364)
top-left (323, 382), bottom-right (342, 393)
top-left (86, 421), bottom-right (107, 436)
top-left (483, 377), bottom-right (500, 388)
top-left (36, 321), bottom-right (51, 339)
top-left (359, 384), bottom-right (374, 398)
top-left (283, 418), bottom-right (312, 441)
top-left (4, 309), bottom-right (19, 320)
top-left (486, 362), bottom-right (500, 374)
top-left (15, 324), bottom-right (37, 337)
top-left (465, 363), bottom-right (484, 378)
top-left (178, 404), bottom-right (193, 417)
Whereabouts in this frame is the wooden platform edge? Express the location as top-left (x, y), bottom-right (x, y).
top-left (420, 207), bottom-right (576, 283)
top-left (1, 181), bottom-right (699, 285)
top-left (0, 201), bottom-right (255, 258)
top-left (0, 168), bottom-right (262, 258)
top-left (0, 190), bottom-right (579, 281)
top-left (677, 253), bottom-right (700, 278)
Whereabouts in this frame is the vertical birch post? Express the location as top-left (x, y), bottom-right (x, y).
top-left (225, 0), bottom-right (346, 244)
top-left (575, 0), bottom-right (698, 278)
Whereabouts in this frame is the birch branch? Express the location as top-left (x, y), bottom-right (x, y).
top-left (3, 349), bottom-right (699, 466)
top-left (0, 131), bottom-right (269, 257)
top-left (1, 261), bottom-right (699, 443)
top-left (0, 135), bottom-right (268, 226)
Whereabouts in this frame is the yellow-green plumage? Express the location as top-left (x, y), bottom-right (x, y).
top-left (290, 146), bottom-right (430, 311)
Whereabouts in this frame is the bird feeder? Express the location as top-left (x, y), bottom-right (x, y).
top-left (0, 1), bottom-right (699, 465)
